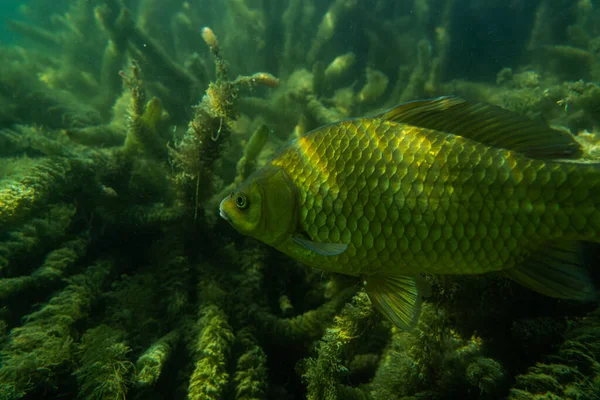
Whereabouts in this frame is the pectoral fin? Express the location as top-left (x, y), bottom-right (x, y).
top-left (364, 274), bottom-right (430, 330)
top-left (292, 235), bottom-right (348, 256)
top-left (505, 240), bottom-right (597, 301)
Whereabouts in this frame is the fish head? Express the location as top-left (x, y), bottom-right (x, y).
top-left (219, 165), bottom-right (298, 246)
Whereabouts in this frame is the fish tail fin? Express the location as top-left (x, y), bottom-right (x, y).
top-left (505, 240), bottom-right (597, 302)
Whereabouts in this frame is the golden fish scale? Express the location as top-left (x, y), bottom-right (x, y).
top-left (271, 118), bottom-right (600, 277)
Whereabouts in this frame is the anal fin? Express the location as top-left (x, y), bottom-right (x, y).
top-left (505, 240), bottom-right (597, 301)
top-left (364, 274), bottom-right (430, 330)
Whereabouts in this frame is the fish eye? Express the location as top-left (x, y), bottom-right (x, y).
top-left (235, 193), bottom-right (248, 209)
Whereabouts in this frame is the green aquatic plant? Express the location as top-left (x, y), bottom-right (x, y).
top-left (187, 304), bottom-right (235, 400)
top-left (0, 236), bottom-right (88, 301)
top-left (0, 262), bottom-right (111, 398)
top-left (94, 4), bottom-right (132, 116)
top-left (233, 330), bottom-right (268, 400)
top-left (307, 0), bottom-right (359, 64)
top-left (170, 25), bottom-right (279, 220)
top-left (135, 330), bottom-right (181, 387)
top-left (120, 61), bottom-right (169, 160)
top-left (509, 306), bottom-right (600, 400)
top-left (357, 67), bottom-right (389, 104)
top-left (302, 290), bottom-right (373, 400)
top-left (396, 39), bottom-right (433, 103)
top-left (256, 285), bottom-right (357, 343)
top-left (233, 124), bottom-right (270, 186)
top-left (74, 325), bottom-right (134, 400)
top-left (0, 157), bottom-right (92, 231)
top-left (368, 304), bottom-right (506, 399)
top-left (0, 203), bottom-right (75, 275)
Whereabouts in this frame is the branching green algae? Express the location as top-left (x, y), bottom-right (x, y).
top-left (0, 157), bottom-right (91, 231)
top-left (135, 329), bottom-right (181, 387)
top-left (188, 304), bottom-right (235, 399)
top-left (302, 290), bottom-right (374, 400)
top-left (509, 306), bottom-right (600, 400)
top-left (1, 0), bottom-right (600, 399)
top-left (74, 325), bottom-right (134, 400)
top-left (0, 262), bottom-right (111, 398)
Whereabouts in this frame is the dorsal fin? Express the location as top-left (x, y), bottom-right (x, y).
top-left (377, 96), bottom-right (583, 160)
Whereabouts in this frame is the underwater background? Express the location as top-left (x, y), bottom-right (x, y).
top-left (1, 0), bottom-right (600, 399)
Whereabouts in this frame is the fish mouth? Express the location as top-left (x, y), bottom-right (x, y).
top-left (219, 208), bottom-right (230, 222)
top-left (219, 199), bottom-right (231, 223)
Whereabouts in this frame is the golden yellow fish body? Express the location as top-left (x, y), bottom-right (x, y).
top-left (220, 97), bottom-right (599, 329)
top-left (271, 117), bottom-right (598, 277)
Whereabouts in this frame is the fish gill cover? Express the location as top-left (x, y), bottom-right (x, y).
top-left (0, 0), bottom-right (599, 399)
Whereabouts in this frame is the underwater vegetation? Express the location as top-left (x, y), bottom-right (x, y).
top-left (0, 0), bottom-right (600, 399)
